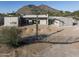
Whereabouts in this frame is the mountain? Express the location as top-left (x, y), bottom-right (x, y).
top-left (16, 5), bottom-right (61, 15)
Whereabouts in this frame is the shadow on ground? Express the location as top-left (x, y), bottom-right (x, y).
top-left (18, 29), bottom-right (64, 46)
top-left (18, 28), bottom-right (79, 47)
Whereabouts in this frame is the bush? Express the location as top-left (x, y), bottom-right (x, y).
top-left (0, 27), bottom-right (21, 48)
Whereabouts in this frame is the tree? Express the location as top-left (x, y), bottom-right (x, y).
top-left (0, 27), bottom-right (21, 48)
top-left (7, 13), bottom-right (21, 16)
top-left (63, 11), bottom-right (71, 16)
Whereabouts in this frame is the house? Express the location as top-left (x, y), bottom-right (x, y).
top-left (22, 14), bottom-right (48, 25)
top-left (3, 14), bottom-right (48, 27)
top-left (2, 15), bottom-right (78, 27)
top-left (48, 17), bottom-right (64, 27)
top-left (48, 17), bottom-right (74, 27)
top-left (4, 17), bottom-right (19, 26)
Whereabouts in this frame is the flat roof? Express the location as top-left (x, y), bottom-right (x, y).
top-left (23, 14), bottom-right (48, 18)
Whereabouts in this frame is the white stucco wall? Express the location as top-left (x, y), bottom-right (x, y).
top-left (4, 17), bottom-right (18, 26)
top-left (40, 20), bottom-right (47, 25)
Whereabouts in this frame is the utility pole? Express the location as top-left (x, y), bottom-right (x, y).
top-left (32, 7), bottom-right (39, 40)
top-left (32, 7), bottom-right (47, 40)
top-left (36, 15), bottom-right (38, 40)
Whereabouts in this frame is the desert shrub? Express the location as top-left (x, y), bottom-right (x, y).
top-left (0, 27), bottom-right (21, 48)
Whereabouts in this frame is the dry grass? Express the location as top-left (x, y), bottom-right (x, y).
top-left (21, 25), bottom-right (60, 37)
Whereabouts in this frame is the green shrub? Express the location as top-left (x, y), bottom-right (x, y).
top-left (0, 27), bottom-right (21, 48)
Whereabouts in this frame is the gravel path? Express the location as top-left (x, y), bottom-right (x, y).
top-left (17, 26), bottom-right (79, 57)
top-left (34, 26), bottom-right (79, 57)
top-left (36, 43), bottom-right (79, 57)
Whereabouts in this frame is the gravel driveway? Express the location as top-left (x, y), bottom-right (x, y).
top-left (34, 26), bottom-right (79, 57)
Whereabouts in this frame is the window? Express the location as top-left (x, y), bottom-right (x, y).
top-left (73, 22), bottom-right (77, 26)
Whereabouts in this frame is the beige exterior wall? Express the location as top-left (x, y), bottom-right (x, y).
top-left (4, 17), bottom-right (18, 26)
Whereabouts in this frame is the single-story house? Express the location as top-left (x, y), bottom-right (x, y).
top-left (22, 14), bottom-right (48, 25)
top-left (48, 17), bottom-right (75, 27)
top-left (48, 18), bottom-right (64, 27)
top-left (0, 14), bottom-right (48, 27)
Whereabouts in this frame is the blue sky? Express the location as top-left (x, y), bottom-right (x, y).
top-left (0, 1), bottom-right (79, 13)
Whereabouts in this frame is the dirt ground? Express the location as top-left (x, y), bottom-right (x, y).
top-left (15, 25), bottom-right (79, 57)
top-left (1, 25), bottom-right (79, 57)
